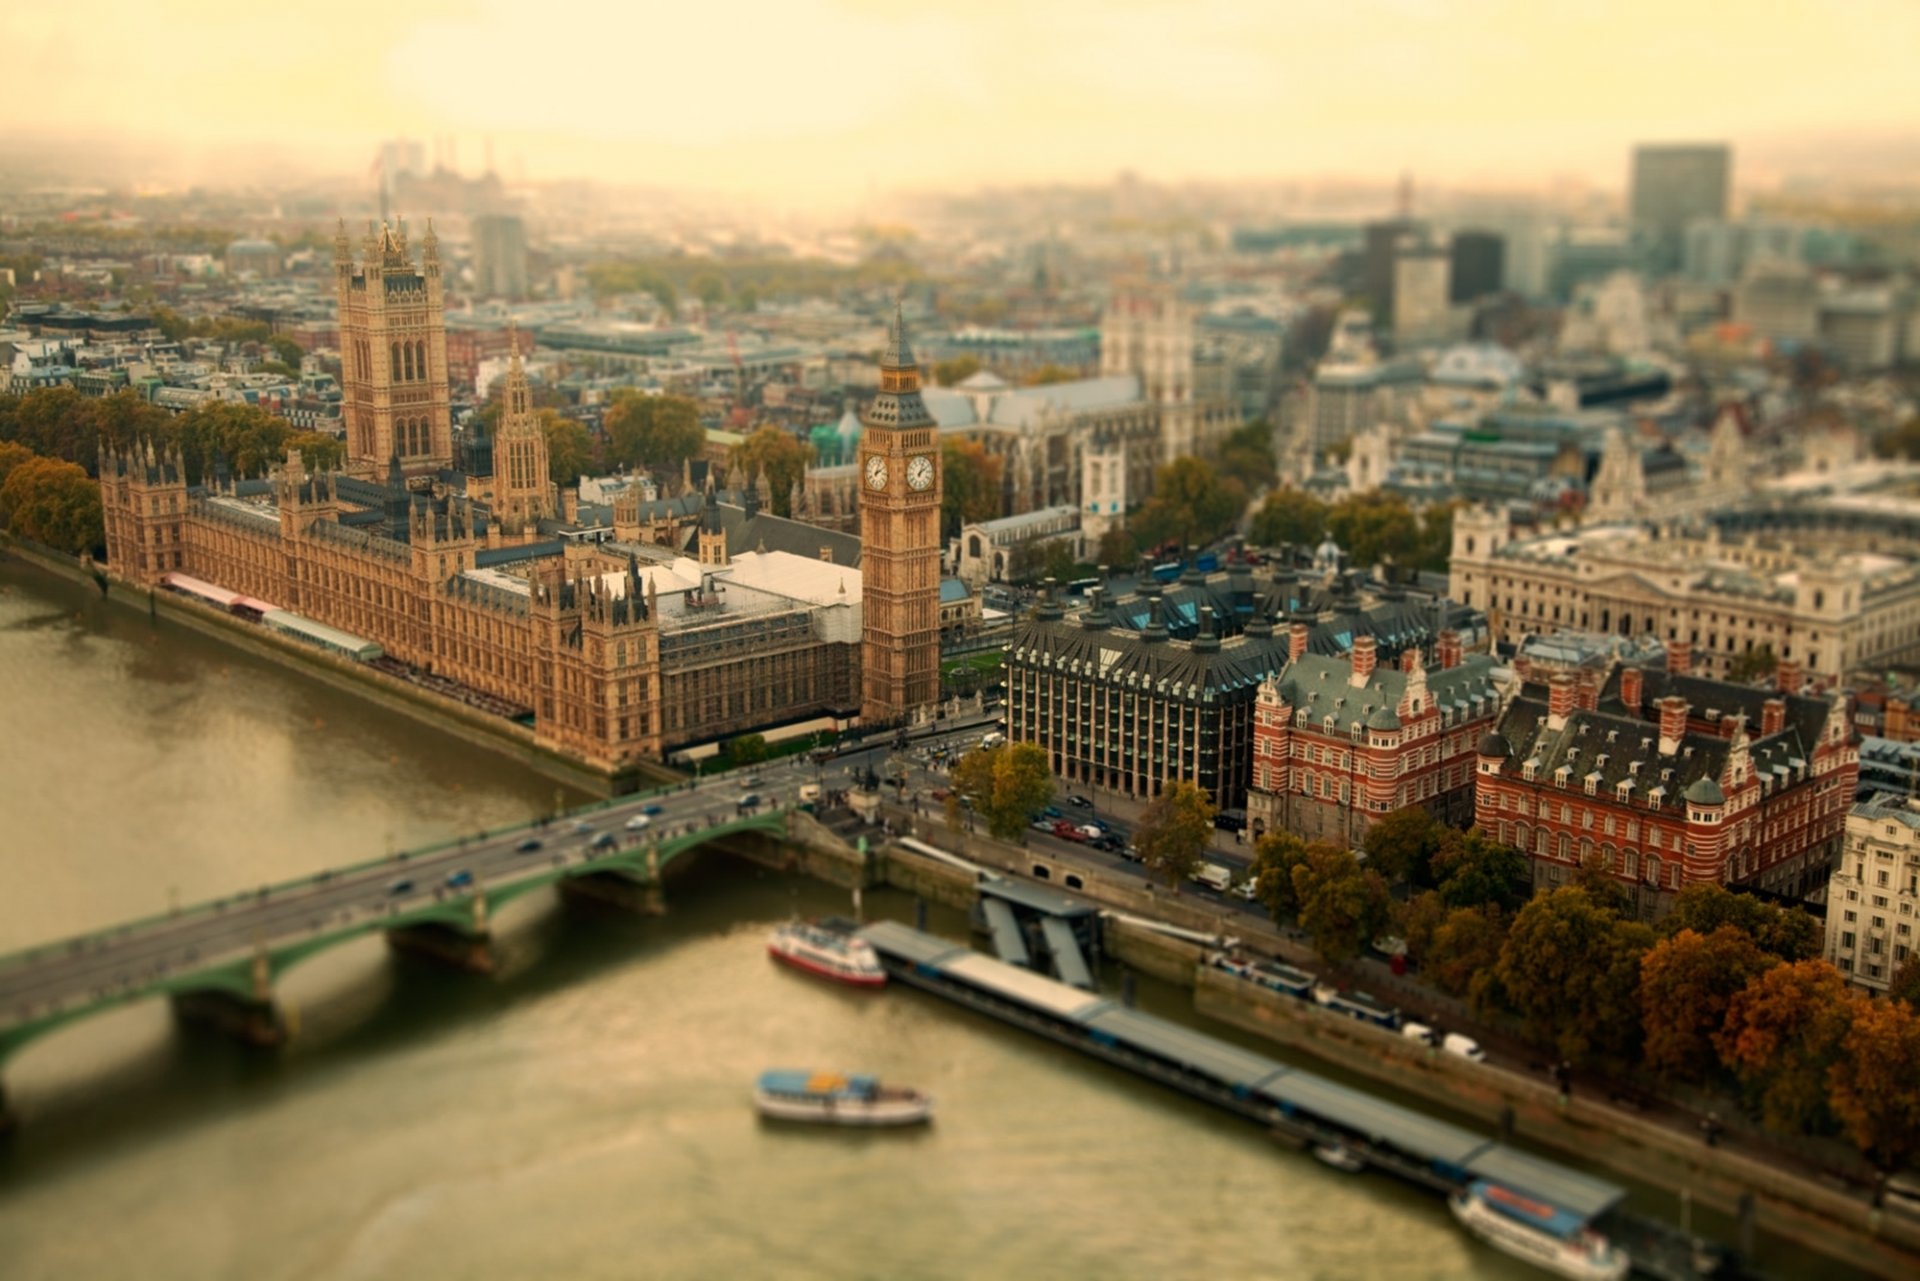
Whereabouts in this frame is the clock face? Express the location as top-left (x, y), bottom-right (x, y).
top-left (907, 455), bottom-right (934, 491)
top-left (865, 455), bottom-right (888, 490)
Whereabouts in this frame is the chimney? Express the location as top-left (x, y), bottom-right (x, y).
top-left (1350, 635), bottom-right (1377, 686)
top-left (1512, 655), bottom-right (1533, 683)
top-left (1547, 670), bottom-right (1575, 730)
top-left (1574, 670), bottom-right (1600, 712)
top-left (1761, 697), bottom-right (1786, 736)
top-left (1776, 659), bottom-right (1802, 695)
top-left (1400, 647), bottom-right (1419, 673)
top-left (1667, 638), bottom-right (1692, 676)
top-left (562, 488), bottom-right (579, 523)
top-left (1436, 629), bottom-right (1462, 670)
top-left (1620, 665), bottom-right (1644, 715)
top-left (1289, 618), bottom-right (1310, 662)
top-left (1658, 695), bottom-right (1688, 755)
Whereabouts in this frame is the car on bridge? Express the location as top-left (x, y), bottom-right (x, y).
top-left (444, 869), bottom-right (474, 889)
top-left (1066, 794), bottom-right (1093, 809)
top-left (625, 814), bottom-right (652, 831)
top-left (387, 877), bottom-right (414, 896)
top-left (569, 819), bottom-right (594, 835)
top-left (516, 838), bottom-right (543, 853)
top-left (642, 804), bottom-right (665, 817)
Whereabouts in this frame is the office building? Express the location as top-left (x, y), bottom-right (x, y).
top-left (1449, 231), bottom-right (1505, 304)
top-left (1630, 144), bottom-right (1731, 277)
top-left (473, 214), bottom-right (529, 301)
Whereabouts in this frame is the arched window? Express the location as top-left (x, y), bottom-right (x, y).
top-left (391, 342), bottom-right (402, 381)
top-left (968, 535), bottom-right (982, 558)
top-left (416, 341), bottom-right (428, 382)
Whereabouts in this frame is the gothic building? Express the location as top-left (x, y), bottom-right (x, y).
top-left (859, 307), bottom-right (943, 724)
top-left (482, 337), bottom-right (556, 534)
top-left (335, 220), bottom-right (452, 479)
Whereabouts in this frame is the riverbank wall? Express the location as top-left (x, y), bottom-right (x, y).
top-left (1, 540), bottom-right (666, 799)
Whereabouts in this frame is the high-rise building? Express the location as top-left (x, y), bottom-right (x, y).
top-left (1392, 233), bottom-right (1452, 345)
top-left (1362, 218), bottom-right (1418, 321)
top-left (859, 307), bottom-right (943, 725)
top-left (1630, 143), bottom-right (1731, 277)
top-left (1448, 231), bottom-right (1505, 303)
top-left (473, 214), bottom-right (529, 300)
top-left (334, 220), bottom-right (452, 480)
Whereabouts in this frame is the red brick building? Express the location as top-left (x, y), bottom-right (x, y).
top-left (1247, 628), bottom-right (1502, 846)
top-left (1475, 643), bottom-right (1857, 919)
top-left (445, 324), bottom-right (534, 396)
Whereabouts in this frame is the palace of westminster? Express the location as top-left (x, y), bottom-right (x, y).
top-left (99, 221), bottom-right (947, 777)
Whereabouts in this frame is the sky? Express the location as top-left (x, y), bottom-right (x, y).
top-left (5, 0), bottom-right (1918, 205)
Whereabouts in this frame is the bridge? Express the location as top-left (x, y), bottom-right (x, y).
top-left (0, 756), bottom-right (862, 1131)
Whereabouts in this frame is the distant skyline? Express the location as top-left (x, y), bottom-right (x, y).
top-left (6, 0), bottom-right (1919, 209)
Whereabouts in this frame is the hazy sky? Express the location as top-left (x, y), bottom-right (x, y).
top-left (7, 0), bottom-right (1918, 204)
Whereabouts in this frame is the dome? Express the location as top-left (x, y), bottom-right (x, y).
top-left (1476, 731), bottom-right (1511, 758)
top-left (1684, 777), bottom-right (1726, 806)
top-left (1366, 706), bottom-right (1402, 731)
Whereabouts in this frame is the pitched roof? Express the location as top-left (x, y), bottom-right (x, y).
top-left (1271, 653), bottom-right (1500, 731)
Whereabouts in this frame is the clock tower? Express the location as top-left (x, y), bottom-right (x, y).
top-left (860, 305), bottom-right (943, 725)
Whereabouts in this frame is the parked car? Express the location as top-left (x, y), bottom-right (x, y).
top-left (625, 814), bottom-right (652, 831)
top-left (443, 869), bottom-right (474, 889)
top-left (515, 838), bottom-right (542, 853)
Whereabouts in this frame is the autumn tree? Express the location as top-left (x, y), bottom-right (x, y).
top-left (1431, 827), bottom-right (1531, 915)
top-left (1637, 927), bottom-right (1775, 1084)
top-left (1827, 998), bottom-right (1920, 1170)
top-left (0, 456), bottom-right (104, 553)
top-left (540, 410), bottom-right (595, 487)
top-left (1725, 644), bottom-right (1779, 685)
top-left (1423, 905), bottom-right (1509, 1000)
top-left (731, 427), bottom-right (812, 516)
top-left (1217, 420), bottom-right (1278, 492)
top-left (285, 431), bottom-right (344, 472)
top-left (948, 742), bottom-right (1055, 842)
top-left (1662, 883), bottom-right (1821, 963)
top-left (727, 733), bottom-right (769, 765)
top-left (941, 438), bottom-right (1003, 537)
top-left (1492, 888), bottom-right (1654, 1065)
top-left (1251, 829), bottom-right (1314, 920)
top-left (1096, 525), bottom-right (1138, 570)
top-left (0, 441), bottom-right (34, 492)
top-left (1023, 364), bottom-right (1077, 386)
top-left (1888, 953), bottom-right (1920, 1009)
top-left (1249, 486), bottom-right (1329, 551)
top-left (1714, 959), bottom-right (1860, 1136)
top-left (1291, 842), bottom-right (1393, 963)
top-left (1134, 781), bottom-right (1217, 889)
top-left (1362, 805), bottom-right (1445, 888)
top-left (1413, 499), bottom-right (1461, 573)
top-left (1132, 456), bottom-right (1246, 554)
top-left (931, 355), bottom-right (981, 387)
top-left (1326, 491), bottom-right (1423, 572)
top-left (173, 400), bottom-right (291, 482)
top-left (605, 391), bottom-right (704, 475)
top-left (1395, 890), bottom-right (1450, 966)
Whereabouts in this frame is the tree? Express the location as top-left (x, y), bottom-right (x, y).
top-left (1662, 883), bottom-right (1821, 963)
top-left (1431, 827), bottom-right (1531, 915)
top-left (1888, 953), bottom-right (1920, 1009)
top-left (932, 355), bottom-right (981, 387)
top-left (941, 438), bottom-right (1003, 537)
top-left (1424, 905), bottom-right (1508, 1000)
top-left (1326, 491), bottom-right (1423, 572)
top-left (1570, 854), bottom-right (1633, 917)
top-left (604, 391), bottom-right (704, 475)
top-left (732, 427), bottom-right (812, 516)
top-left (269, 335), bottom-right (305, 369)
top-left (1134, 781), bottom-right (1217, 889)
top-left (948, 742), bottom-right (1054, 842)
top-left (727, 733), bottom-right (769, 765)
top-left (1492, 888), bottom-right (1654, 1065)
top-left (1132, 456), bottom-right (1246, 554)
top-left (1414, 500), bottom-right (1462, 574)
top-left (0, 441), bottom-right (34, 492)
top-left (1638, 927), bottom-right (1775, 1084)
top-left (1362, 805), bottom-right (1445, 888)
top-left (1291, 843), bottom-right (1393, 963)
top-left (1714, 959), bottom-right (1859, 1136)
top-left (1395, 890), bottom-right (1450, 967)
top-left (1727, 644), bottom-right (1780, 685)
top-left (540, 410), bottom-right (595, 487)
top-left (1217, 420), bottom-right (1278, 491)
top-left (0, 456), bottom-right (103, 553)
top-left (1023, 364), bottom-right (1078, 386)
top-left (283, 431), bottom-right (343, 472)
top-left (1249, 487), bottom-right (1329, 551)
top-left (1877, 417), bottom-right (1920, 461)
top-left (1251, 830), bottom-right (1313, 920)
top-left (1096, 525), bottom-right (1137, 570)
top-left (173, 400), bottom-right (291, 482)
top-left (1827, 998), bottom-right (1920, 1171)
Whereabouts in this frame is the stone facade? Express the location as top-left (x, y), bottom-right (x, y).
top-left (1825, 797), bottom-right (1920, 993)
top-left (335, 221), bottom-right (452, 479)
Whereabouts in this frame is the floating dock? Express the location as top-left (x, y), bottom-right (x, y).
top-left (858, 919), bottom-right (1742, 1280)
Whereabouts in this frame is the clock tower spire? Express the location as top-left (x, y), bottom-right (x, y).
top-left (860, 303), bottom-right (942, 726)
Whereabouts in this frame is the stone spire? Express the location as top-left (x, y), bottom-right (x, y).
top-left (863, 301), bottom-right (935, 432)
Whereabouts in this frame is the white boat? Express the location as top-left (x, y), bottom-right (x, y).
top-left (1450, 1180), bottom-right (1630, 1281)
top-left (753, 1070), bottom-right (933, 1126)
top-left (1312, 1142), bottom-right (1367, 1173)
top-left (767, 919), bottom-right (886, 987)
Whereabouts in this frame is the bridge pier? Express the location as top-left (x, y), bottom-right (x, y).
top-left (0, 1081), bottom-right (16, 1137)
top-left (557, 871), bottom-right (665, 915)
top-left (385, 924), bottom-right (496, 975)
top-left (171, 990), bottom-right (286, 1048)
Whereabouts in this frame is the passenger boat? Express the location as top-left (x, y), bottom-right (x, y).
top-left (753, 1070), bottom-right (933, 1126)
top-left (767, 919), bottom-right (886, 987)
top-left (1312, 1142), bottom-right (1367, 1173)
top-left (1449, 1180), bottom-right (1630, 1281)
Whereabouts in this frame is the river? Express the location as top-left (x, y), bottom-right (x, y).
top-left (0, 558), bottom-right (1843, 1280)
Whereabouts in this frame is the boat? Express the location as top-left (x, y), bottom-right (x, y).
top-left (1312, 1142), bottom-right (1367, 1173)
top-left (767, 919), bottom-right (886, 987)
top-left (753, 1070), bottom-right (933, 1126)
top-left (1449, 1180), bottom-right (1630, 1281)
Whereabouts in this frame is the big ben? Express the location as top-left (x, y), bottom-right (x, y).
top-left (860, 305), bottom-right (942, 725)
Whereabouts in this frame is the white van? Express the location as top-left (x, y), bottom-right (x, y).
top-left (978, 732), bottom-right (1006, 750)
top-left (1441, 1033), bottom-right (1486, 1063)
top-left (1400, 1021), bottom-right (1438, 1048)
top-left (1191, 862), bottom-right (1234, 893)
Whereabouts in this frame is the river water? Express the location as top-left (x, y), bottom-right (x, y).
top-left (0, 558), bottom-right (1840, 1280)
